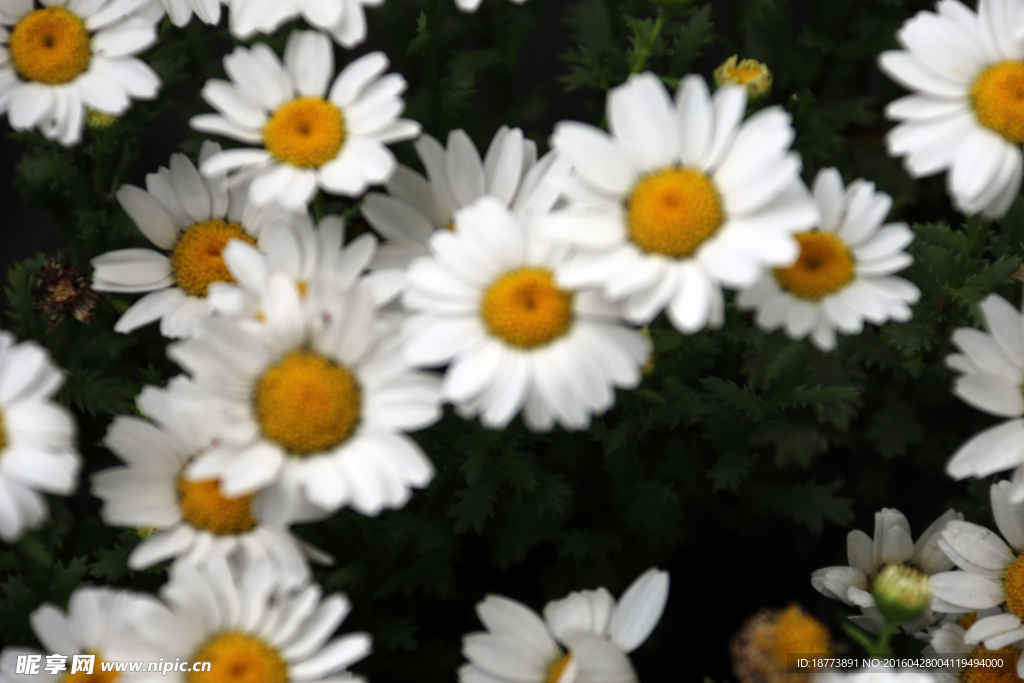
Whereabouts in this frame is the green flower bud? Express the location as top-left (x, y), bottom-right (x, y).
top-left (872, 564), bottom-right (931, 625)
top-left (85, 108), bottom-right (118, 130)
top-left (714, 56), bottom-right (773, 102)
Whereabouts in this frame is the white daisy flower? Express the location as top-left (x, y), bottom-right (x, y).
top-left (91, 381), bottom-right (327, 585)
top-left (206, 215), bottom-right (389, 323)
top-left (811, 508), bottom-right (961, 634)
top-left (193, 30), bottom-right (420, 211)
top-left (402, 196), bottom-right (651, 432)
top-left (0, 331), bottom-right (78, 543)
top-left (460, 568), bottom-right (668, 683)
top-left (227, 0), bottom-right (379, 48)
top-left (362, 126), bottom-right (563, 282)
top-left (0, 586), bottom-right (169, 683)
top-left (737, 167), bottom-right (921, 351)
top-left (878, 0), bottom-right (1024, 219)
top-left (0, 0), bottom-right (160, 146)
top-left (930, 481), bottom-right (1024, 654)
top-left (536, 72), bottom-right (819, 334)
top-left (926, 614), bottom-right (1019, 683)
top-left (166, 274), bottom-right (441, 515)
top-left (91, 141), bottom-right (296, 339)
top-left (133, 555), bottom-right (371, 683)
top-left (944, 292), bottom-right (1024, 492)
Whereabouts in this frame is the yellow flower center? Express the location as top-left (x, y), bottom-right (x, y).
top-left (546, 654), bottom-right (573, 683)
top-left (1004, 554), bottom-right (1024, 618)
top-left (626, 167), bottom-right (725, 259)
top-left (177, 476), bottom-right (256, 536)
top-left (61, 652), bottom-right (119, 683)
top-left (171, 220), bottom-right (255, 298)
top-left (959, 612), bottom-right (979, 630)
top-left (188, 632), bottom-right (287, 683)
top-left (774, 231), bottom-right (855, 300)
top-left (263, 97), bottom-right (345, 168)
top-left (972, 61), bottom-right (1024, 145)
top-left (9, 7), bottom-right (91, 85)
top-left (962, 646), bottom-right (1022, 683)
top-left (765, 604), bottom-right (831, 669)
top-left (254, 351), bottom-right (361, 456)
top-left (0, 409), bottom-right (7, 452)
top-left (481, 268), bottom-right (574, 349)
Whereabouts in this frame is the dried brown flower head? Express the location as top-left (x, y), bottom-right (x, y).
top-left (32, 258), bottom-right (102, 328)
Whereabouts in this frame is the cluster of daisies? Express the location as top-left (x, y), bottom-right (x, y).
top-left (10, 0), bottom-right (1024, 677)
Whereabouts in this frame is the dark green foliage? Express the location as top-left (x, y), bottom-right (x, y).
top-left (3, 0), bottom-right (1021, 681)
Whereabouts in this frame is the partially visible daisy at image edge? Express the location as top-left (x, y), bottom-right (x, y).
top-left (0, 586), bottom-right (169, 683)
top-left (0, 330), bottom-right (79, 543)
top-left (227, 0), bottom-right (381, 49)
top-left (537, 71), bottom-right (820, 335)
top-left (91, 141), bottom-right (295, 339)
top-left (454, 0), bottom-right (526, 14)
top-left (192, 29), bottom-right (420, 210)
top-left (129, 555), bottom-right (372, 683)
top-left (943, 290), bottom-right (1024, 490)
top-left (0, 0), bottom-right (161, 145)
top-left (460, 568), bottom-right (669, 683)
top-left (879, 0), bottom-right (1024, 218)
top-left (738, 167), bottom-right (920, 351)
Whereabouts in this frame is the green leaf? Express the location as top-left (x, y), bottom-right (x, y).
top-left (90, 545), bottom-right (133, 581)
top-left (700, 377), bottom-right (763, 420)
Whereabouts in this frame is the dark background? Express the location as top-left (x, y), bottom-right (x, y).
top-left (0, 0), bottom-right (983, 681)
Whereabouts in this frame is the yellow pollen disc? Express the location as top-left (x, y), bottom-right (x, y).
top-left (1004, 554), bottom-right (1024, 618)
top-left (177, 476), bottom-right (256, 536)
top-left (0, 409), bottom-right (7, 452)
top-left (9, 7), bottom-right (91, 85)
top-left (171, 220), bottom-right (255, 297)
top-left (962, 646), bottom-right (1022, 683)
top-left (972, 61), bottom-right (1024, 144)
top-left (546, 654), bottom-right (573, 683)
top-left (188, 632), bottom-right (287, 683)
top-left (254, 351), bottom-right (361, 456)
top-left (774, 231), bottom-right (855, 300)
top-left (767, 604), bottom-right (831, 668)
top-left (481, 268), bottom-right (574, 349)
top-left (61, 652), bottom-right (120, 683)
top-left (626, 167), bottom-right (724, 259)
top-left (263, 97), bottom-right (345, 168)
top-left (959, 612), bottom-right (979, 630)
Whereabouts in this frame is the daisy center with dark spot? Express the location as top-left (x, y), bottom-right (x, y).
top-left (481, 268), bottom-right (574, 349)
top-left (972, 60), bottom-right (1024, 145)
top-left (170, 220), bottom-right (255, 298)
top-left (9, 7), bottom-right (91, 84)
top-left (263, 97), bottom-right (346, 168)
top-left (626, 167), bottom-right (725, 258)
top-left (774, 231), bottom-right (854, 300)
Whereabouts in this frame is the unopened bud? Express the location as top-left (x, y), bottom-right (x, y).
top-left (872, 564), bottom-right (931, 625)
top-left (85, 109), bottom-right (118, 130)
top-left (714, 56), bottom-right (773, 102)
